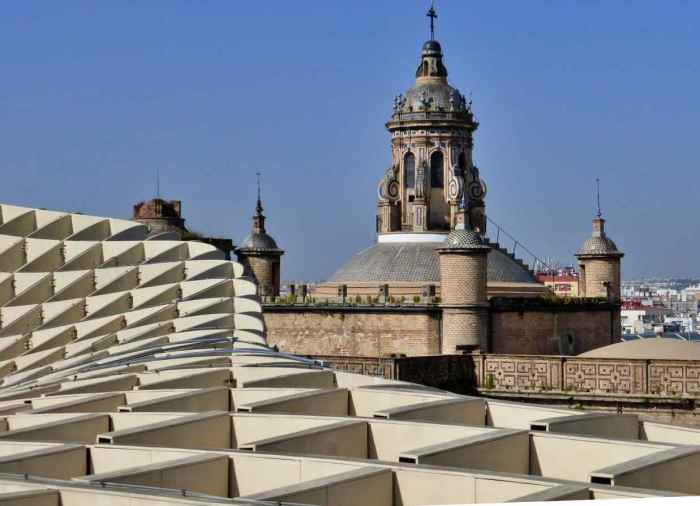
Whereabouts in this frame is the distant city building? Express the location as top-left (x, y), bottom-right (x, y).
top-left (664, 315), bottom-right (696, 333)
top-left (536, 270), bottom-right (580, 297)
top-left (621, 280), bottom-right (699, 332)
top-left (621, 299), bottom-right (671, 334)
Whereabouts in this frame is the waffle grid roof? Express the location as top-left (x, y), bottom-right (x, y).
top-left (0, 204), bottom-right (693, 505)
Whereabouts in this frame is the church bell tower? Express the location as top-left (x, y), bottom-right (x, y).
top-left (378, 6), bottom-right (487, 235)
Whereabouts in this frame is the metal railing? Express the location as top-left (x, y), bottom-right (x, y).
top-left (486, 216), bottom-right (554, 274)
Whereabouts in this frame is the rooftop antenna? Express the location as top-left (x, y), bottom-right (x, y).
top-left (595, 177), bottom-right (602, 218)
top-left (427, 3), bottom-right (438, 40)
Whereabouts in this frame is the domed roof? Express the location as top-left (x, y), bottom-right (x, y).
top-left (443, 228), bottom-right (490, 250)
top-left (577, 235), bottom-right (621, 257)
top-left (576, 217), bottom-right (623, 258)
top-left (238, 231), bottom-right (279, 251)
top-left (403, 81), bottom-right (465, 112)
top-left (422, 40), bottom-right (442, 55)
top-left (327, 240), bottom-right (536, 284)
top-left (237, 187), bottom-right (283, 253)
top-left (389, 38), bottom-right (473, 117)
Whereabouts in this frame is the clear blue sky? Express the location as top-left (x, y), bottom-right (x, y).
top-left (1, 1), bottom-right (698, 281)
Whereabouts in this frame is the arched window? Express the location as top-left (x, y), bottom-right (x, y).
top-left (430, 151), bottom-right (444, 188)
top-left (404, 152), bottom-right (415, 189)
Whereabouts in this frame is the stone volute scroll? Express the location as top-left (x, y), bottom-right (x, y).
top-left (465, 165), bottom-right (487, 204)
top-left (378, 164), bottom-right (400, 203)
top-left (447, 164), bottom-right (464, 203)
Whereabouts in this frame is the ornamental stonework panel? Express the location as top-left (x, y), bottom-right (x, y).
top-left (314, 357), bottom-right (394, 379)
top-left (649, 361), bottom-right (700, 396)
top-left (563, 360), bottom-right (645, 394)
top-left (483, 356), bottom-right (561, 391)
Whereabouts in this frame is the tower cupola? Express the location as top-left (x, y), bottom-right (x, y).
top-left (235, 174), bottom-right (284, 297)
top-left (416, 40), bottom-right (448, 82)
top-left (576, 180), bottom-right (624, 303)
top-left (378, 6), bottom-right (486, 235)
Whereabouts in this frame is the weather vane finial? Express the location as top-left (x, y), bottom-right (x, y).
top-left (427, 4), bottom-right (438, 40)
top-left (595, 177), bottom-right (602, 218)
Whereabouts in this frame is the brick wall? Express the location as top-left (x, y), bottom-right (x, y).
top-left (264, 306), bottom-right (441, 357)
top-left (439, 253), bottom-right (487, 305)
top-left (490, 308), bottom-right (615, 355)
top-left (265, 303), bottom-right (619, 357)
top-left (442, 308), bottom-right (487, 353)
top-left (439, 250), bottom-right (488, 353)
top-left (239, 255), bottom-right (280, 296)
top-left (581, 258), bottom-right (621, 300)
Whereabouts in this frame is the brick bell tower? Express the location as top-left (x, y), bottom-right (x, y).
top-left (576, 215), bottom-right (624, 301)
top-left (235, 175), bottom-right (284, 297)
top-left (377, 5), bottom-right (488, 235)
top-left (576, 180), bottom-right (624, 302)
top-left (437, 203), bottom-right (491, 354)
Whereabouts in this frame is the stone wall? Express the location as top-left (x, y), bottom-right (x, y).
top-left (474, 352), bottom-right (700, 426)
top-left (581, 258), bottom-right (621, 300)
top-left (313, 354), bottom-right (476, 394)
top-left (264, 306), bottom-right (441, 357)
top-left (264, 301), bottom-right (619, 357)
top-left (439, 253), bottom-right (487, 305)
top-left (490, 305), bottom-right (617, 355)
top-left (240, 255), bottom-right (280, 297)
top-left (312, 352), bottom-right (700, 399)
top-left (442, 308), bottom-right (488, 353)
top-left (473, 353), bottom-right (700, 397)
top-left (312, 353), bottom-right (700, 426)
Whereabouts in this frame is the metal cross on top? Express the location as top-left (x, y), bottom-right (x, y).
top-left (427, 4), bottom-right (438, 40)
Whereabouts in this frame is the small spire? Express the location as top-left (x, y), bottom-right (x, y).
top-left (252, 172), bottom-right (266, 235)
top-left (427, 4), bottom-right (438, 40)
top-left (595, 177), bottom-right (602, 218)
top-left (156, 168), bottom-right (160, 198)
top-left (255, 171), bottom-right (263, 215)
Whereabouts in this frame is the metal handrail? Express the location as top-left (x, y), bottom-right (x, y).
top-left (486, 215), bottom-right (555, 273)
